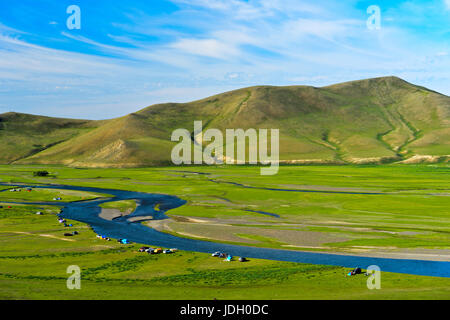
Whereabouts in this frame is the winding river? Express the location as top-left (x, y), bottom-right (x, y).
top-left (1, 182), bottom-right (449, 278)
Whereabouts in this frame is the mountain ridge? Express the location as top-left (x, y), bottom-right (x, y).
top-left (1, 76), bottom-right (449, 167)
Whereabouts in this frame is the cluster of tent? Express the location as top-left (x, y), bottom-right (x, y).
top-left (64, 231), bottom-right (78, 237)
top-left (138, 246), bottom-right (177, 254)
top-left (9, 188), bottom-right (32, 192)
top-left (57, 215), bottom-right (79, 236)
top-left (211, 251), bottom-right (248, 262)
top-left (96, 235), bottom-right (128, 243)
top-left (347, 267), bottom-right (371, 276)
top-left (347, 267), bottom-right (362, 276)
top-left (96, 234), bottom-right (111, 241)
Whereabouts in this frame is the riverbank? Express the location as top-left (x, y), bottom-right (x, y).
top-left (0, 164), bottom-right (449, 299)
top-left (1, 202), bottom-right (449, 300)
top-left (1, 181), bottom-right (449, 277)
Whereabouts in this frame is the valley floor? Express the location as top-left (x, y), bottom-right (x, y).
top-left (0, 164), bottom-right (449, 299)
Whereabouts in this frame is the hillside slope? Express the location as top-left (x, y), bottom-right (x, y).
top-left (0, 112), bottom-right (105, 164)
top-left (1, 76), bottom-right (449, 167)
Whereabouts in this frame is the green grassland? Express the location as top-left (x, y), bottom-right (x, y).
top-left (0, 164), bottom-right (449, 253)
top-left (99, 200), bottom-right (137, 213)
top-left (0, 187), bottom-right (110, 203)
top-left (0, 200), bottom-right (449, 300)
top-left (0, 112), bottom-right (103, 164)
top-left (0, 164), bottom-right (449, 299)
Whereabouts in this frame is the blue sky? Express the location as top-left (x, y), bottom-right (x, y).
top-left (0, 0), bottom-right (449, 119)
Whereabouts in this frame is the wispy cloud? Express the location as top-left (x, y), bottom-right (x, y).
top-left (0, 0), bottom-right (449, 119)
top-left (170, 38), bottom-right (239, 59)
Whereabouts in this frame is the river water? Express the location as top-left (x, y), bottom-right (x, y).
top-left (1, 182), bottom-right (449, 278)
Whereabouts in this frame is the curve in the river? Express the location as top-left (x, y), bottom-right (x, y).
top-left (1, 182), bottom-right (449, 278)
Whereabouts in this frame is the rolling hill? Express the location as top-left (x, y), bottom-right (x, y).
top-left (1, 76), bottom-right (449, 167)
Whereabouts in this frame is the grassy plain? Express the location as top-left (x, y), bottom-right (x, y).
top-left (99, 200), bottom-right (137, 213)
top-left (0, 164), bottom-right (449, 299)
top-left (0, 187), bottom-right (109, 203)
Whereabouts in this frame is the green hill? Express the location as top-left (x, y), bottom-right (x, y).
top-left (0, 112), bottom-right (104, 164)
top-left (1, 76), bottom-right (449, 167)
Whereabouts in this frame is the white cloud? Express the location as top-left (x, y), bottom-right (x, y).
top-left (1, 1), bottom-right (450, 119)
top-left (445, 0), bottom-right (450, 9)
top-left (0, 27), bottom-right (248, 118)
top-left (170, 38), bottom-right (239, 59)
top-left (171, 0), bottom-right (325, 19)
top-left (281, 18), bottom-right (360, 41)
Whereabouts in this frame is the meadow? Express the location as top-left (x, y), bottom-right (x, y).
top-left (0, 164), bottom-right (449, 299)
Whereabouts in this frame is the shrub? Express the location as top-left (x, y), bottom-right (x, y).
top-left (33, 170), bottom-right (49, 177)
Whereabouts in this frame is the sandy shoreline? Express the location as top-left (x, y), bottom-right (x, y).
top-left (146, 218), bottom-right (450, 262)
top-left (99, 208), bottom-right (126, 221)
